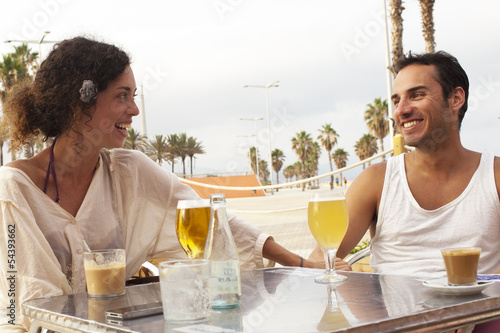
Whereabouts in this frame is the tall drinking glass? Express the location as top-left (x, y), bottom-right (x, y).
top-left (176, 199), bottom-right (211, 259)
top-left (308, 192), bottom-right (349, 284)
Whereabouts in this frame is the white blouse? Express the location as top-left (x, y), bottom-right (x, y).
top-left (0, 149), bottom-right (269, 332)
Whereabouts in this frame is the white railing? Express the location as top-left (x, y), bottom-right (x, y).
top-left (179, 149), bottom-right (394, 191)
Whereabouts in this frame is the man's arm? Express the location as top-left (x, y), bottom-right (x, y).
top-left (336, 162), bottom-right (386, 259)
top-left (263, 237), bottom-right (352, 270)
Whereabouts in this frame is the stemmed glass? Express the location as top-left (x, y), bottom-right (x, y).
top-left (308, 191), bottom-right (349, 284)
top-left (317, 285), bottom-right (349, 331)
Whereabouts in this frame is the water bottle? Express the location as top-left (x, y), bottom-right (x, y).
top-left (204, 193), bottom-right (241, 308)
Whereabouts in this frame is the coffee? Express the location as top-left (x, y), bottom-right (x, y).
top-left (441, 248), bottom-right (481, 286)
top-left (84, 261), bottom-right (125, 296)
top-left (83, 249), bottom-right (126, 298)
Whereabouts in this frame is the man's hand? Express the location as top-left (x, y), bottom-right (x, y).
top-left (303, 257), bottom-right (352, 271)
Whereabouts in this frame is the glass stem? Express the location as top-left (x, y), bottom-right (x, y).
top-left (327, 285), bottom-right (338, 310)
top-left (324, 248), bottom-right (337, 275)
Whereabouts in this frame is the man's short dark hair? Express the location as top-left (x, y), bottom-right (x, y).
top-left (395, 51), bottom-right (469, 127)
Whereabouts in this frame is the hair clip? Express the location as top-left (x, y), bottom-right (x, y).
top-left (79, 80), bottom-right (97, 103)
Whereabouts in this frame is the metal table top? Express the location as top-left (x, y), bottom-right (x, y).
top-left (23, 267), bottom-right (500, 332)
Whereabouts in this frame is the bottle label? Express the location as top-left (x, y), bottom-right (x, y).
top-left (211, 260), bottom-right (241, 295)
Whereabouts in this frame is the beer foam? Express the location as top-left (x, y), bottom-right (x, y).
top-left (177, 199), bottom-right (210, 209)
top-left (309, 197), bottom-right (345, 203)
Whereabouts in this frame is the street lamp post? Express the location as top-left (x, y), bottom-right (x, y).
top-left (240, 117), bottom-right (263, 179)
top-left (4, 31), bottom-right (59, 65)
top-left (243, 81), bottom-right (279, 194)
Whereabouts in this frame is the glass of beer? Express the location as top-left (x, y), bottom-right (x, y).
top-left (176, 199), bottom-right (211, 259)
top-left (308, 191), bottom-right (349, 284)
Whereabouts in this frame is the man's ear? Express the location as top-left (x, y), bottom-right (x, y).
top-left (449, 86), bottom-right (466, 113)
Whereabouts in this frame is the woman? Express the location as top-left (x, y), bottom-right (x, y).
top-left (0, 36), bottom-right (349, 332)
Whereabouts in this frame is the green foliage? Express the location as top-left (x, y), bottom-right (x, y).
top-left (350, 239), bottom-right (370, 254)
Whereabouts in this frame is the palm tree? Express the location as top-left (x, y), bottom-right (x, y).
top-left (365, 98), bottom-right (389, 161)
top-left (271, 148), bottom-right (285, 187)
top-left (147, 135), bottom-right (170, 166)
top-left (1, 44), bottom-right (39, 160)
top-left (318, 123), bottom-right (339, 189)
top-left (175, 133), bottom-right (189, 178)
top-left (0, 54), bottom-right (24, 100)
top-left (293, 161), bottom-right (302, 184)
top-left (248, 147), bottom-right (258, 176)
top-left (291, 131), bottom-right (315, 191)
top-left (419, 0), bottom-right (436, 53)
top-left (389, 0), bottom-right (405, 77)
top-left (303, 141), bottom-right (321, 188)
top-left (166, 134), bottom-right (179, 173)
top-left (258, 159), bottom-right (270, 184)
top-left (186, 136), bottom-right (205, 177)
top-left (354, 134), bottom-right (378, 169)
top-left (0, 44), bottom-right (38, 98)
top-left (11, 44), bottom-right (38, 77)
top-left (124, 128), bottom-right (148, 151)
top-left (0, 117), bottom-right (10, 166)
top-left (283, 165), bottom-right (294, 183)
top-left (332, 148), bottom-right (349, 187)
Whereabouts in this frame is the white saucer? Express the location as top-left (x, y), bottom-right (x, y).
top-left (423, 278), bottom-right (494, 295)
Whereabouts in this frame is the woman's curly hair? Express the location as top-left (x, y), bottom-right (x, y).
top-left (3, 36), bottom-right (130, 149)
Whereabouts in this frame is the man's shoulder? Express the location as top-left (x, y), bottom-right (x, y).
top-left (350, 160), bottom-right (387, 193)
top-left (361, 160), bottom-right (388, 179)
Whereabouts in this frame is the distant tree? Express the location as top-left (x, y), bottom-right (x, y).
top-left (271, 148), bottom-right (285, 186)
top-left (291, 131), bottom-right (315, 191)
top-left (332, 148), bottom-right (349, 186)
top-left (175, 133), bottom-right (189, 178)
top-left (258, 159), bottom-right (270, 185)
top-left (293, 161), bottom-right (302, 185)
top-left (0, 117), bottom-right (9, 166)
top-left (365, 98), bottom-right (389, 161)
top-left (166, 134), bottom-right (179, 172)
top-left (318, 123), bottom-right (339, 189)
top-left (354, 134), bottom-right (378, 169)
top-left (0, 45), bottom-right (38, 96)
top-left (283, 165), bottom-right (294, 183)
top-left (0, 44), bottom-right (39, 160)
top-left (304, 141), bottom-right (321, 187)
top-left (186, 136), bottom-right (205, 177)
top-left (124, 128), bottom-right (148, 151)
top-left (147, 135), bottom-right (170, 166)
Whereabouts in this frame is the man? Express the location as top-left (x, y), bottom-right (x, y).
top-left (310, 51), bottom-right (500, 278)
top-left (333, 51), bottom-right (500, 333)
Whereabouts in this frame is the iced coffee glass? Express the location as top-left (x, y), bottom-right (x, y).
top-left (441, 247), bottom-right (481, 286)
top-left (83, 249), bottom-right (126, 298)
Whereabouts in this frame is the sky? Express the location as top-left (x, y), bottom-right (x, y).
top-left (1, 0), bottom-right (500, 183)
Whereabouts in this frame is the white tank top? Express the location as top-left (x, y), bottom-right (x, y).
top-left (371, 151), bottom-right (500, 278)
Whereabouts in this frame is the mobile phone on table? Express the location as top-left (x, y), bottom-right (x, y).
top-left (105, 301), bottom-right (163, 320)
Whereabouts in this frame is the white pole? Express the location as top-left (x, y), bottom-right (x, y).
top-left (383, 0), bottom-right (395, 146)
top-left (254, 121), bottom-right (260, 179)
top-left (264, 87), bottom-right (274, 195)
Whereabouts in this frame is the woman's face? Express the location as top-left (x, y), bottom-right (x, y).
top-left (83, 65), bottom-right (140, 149)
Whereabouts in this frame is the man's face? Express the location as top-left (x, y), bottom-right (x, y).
top-left (391, 64), bottom-right (455, 149)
